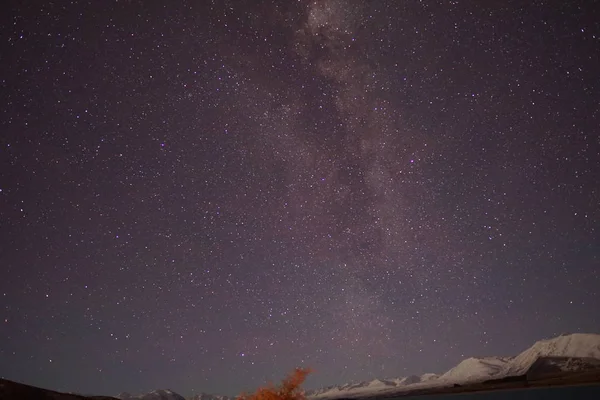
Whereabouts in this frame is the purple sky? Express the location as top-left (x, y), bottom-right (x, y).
top-left (1, 0), bottom-right (599, 397)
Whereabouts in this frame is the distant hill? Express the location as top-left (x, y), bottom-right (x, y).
top-left (117, 389), bottom-right (186, 400)
top-left (0, 378), bottom-right (119, 400)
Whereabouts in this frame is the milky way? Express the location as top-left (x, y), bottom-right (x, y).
top-left (1, 0), bottom-right (599, 397)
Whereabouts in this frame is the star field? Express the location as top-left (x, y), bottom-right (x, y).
top-left (1, 0), bottom-right (599, 397)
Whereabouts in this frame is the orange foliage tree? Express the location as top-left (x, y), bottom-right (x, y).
top-left (238, 368), bottom-right (312, 400)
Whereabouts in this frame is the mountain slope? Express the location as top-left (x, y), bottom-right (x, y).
top-left (0, 378), bottom-right (119, 400)
top-left (311, 372), bottom-right (440, 398)
top-left (392, 375), bottom-right (421, 385)
top-left (526, 356), bottom-right (600, 379)
top-left (506, 333), bottom-right (600, 376)
top-left (439, 356), bottom-right (510, 383)
top-left (420, 373), bottom-right (440, 382)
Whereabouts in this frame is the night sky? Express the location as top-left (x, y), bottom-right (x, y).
top-left (1, 0), bottom-right (599, 397)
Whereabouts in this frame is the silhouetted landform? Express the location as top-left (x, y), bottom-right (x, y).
top-left (483, 374), bottom-right (527, 384)
top-left (0, 378), bottom-right (119, 400)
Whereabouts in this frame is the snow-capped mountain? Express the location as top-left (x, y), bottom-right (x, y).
top-left (189, 394), bottom-right (234, 400)
top-left (310, 372), bottom-right (442, 398)
top-left (420, 373), bottom-right (440, 382)
top-left (118, 389), bottom-right (234, 400)
top-left (310, 333), bottom-right (600, 399)
top-left (439, 356), bottom-right (511, 383)
top-left (529, 356), bottom-right (600, 378)
top-left (504, 333), bottom-right (600, 377)
top-left (392, 375), bottom-right (420, 385)
top-left (347, 378), bottom-right (396, 390)
top-left (117, 389), bottom-right (185, 400)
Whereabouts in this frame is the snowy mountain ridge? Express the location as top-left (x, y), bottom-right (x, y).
top-left (438, 356), bottom-right (511, 383)
top-left (117, 389), bottom-right (187, 400)
top-left (504, 333), bottom-right (600, 376)
top-left (310, 333), bottom-right (600, 398)
top-left (189, 394), bottom-right (235, 400)
top-left (119, 333), bottom-right (600, 400)
top-left (117, 389), bottom-right (186, 400)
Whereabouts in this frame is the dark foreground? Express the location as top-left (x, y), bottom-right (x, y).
top-left (1, 371), bottom-right (600, 400)
top-left (390, 384), bottom-right (600, 400)
top-left (0, 378), bottom-right (118, 400)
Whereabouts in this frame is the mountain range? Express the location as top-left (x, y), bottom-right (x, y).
top-left (2, 333), bottom-right (599, 400)
top-left (111, 333), bottom-right (600, 400)
top-left (116, 333), bottom-right (600, 399)
top-left (307, 332), bottom-right (600, 398)
top-left (116, 391), bottom-right (238, 400)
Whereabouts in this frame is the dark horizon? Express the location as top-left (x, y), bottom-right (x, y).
top-left (1, 0), bottom-right (599, 397)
